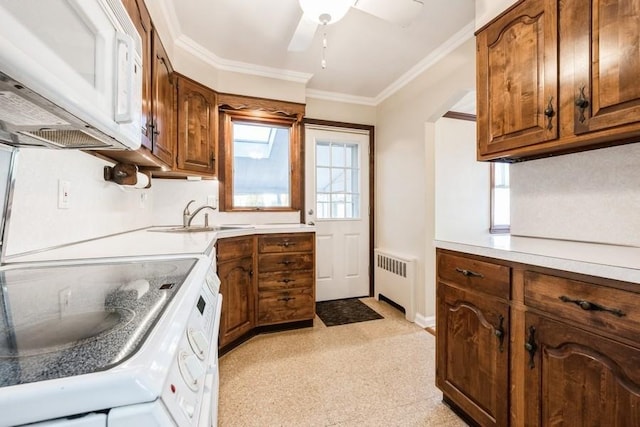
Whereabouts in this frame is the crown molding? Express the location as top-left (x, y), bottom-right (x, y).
top-left (305, 89), bottom-right (378, 106)
top-left (175, 36), bottom-right (314, 84)
top-left (157, 0), bottom-right (181, 42)
top-left (154, 1), bottom-right (474, 108)
top-left (374, 20), bottom-right (475, 105)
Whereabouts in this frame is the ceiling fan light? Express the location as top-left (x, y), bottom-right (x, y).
top-left (299, 0), bottom-right (353, 25)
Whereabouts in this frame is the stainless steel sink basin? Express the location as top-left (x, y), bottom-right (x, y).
top-left (148, 225), bottom-right (252, 233)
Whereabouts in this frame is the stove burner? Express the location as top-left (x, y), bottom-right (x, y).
top-left (0, 308), bottom-right (134, 358)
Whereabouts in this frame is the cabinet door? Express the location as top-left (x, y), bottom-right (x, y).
top-left (437, 283), bottom-right (509, 427)
top-left (176, 76), bottom-right (217, 175)
top-left (524, 313), bottom-right (640, 426)
top-left (567, 0), bottom-right (640, 135)
top-left (476, 0), bottom-right (558, 158)
top-left (122, 0), bottom-right (152, 150)
top-left (218, 256), bottom-right (255, 347)
top-left (151, 32), bottom-right (175, 167)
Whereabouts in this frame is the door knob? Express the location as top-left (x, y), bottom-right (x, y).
top-left (308, 209), bottom-right (314, 215)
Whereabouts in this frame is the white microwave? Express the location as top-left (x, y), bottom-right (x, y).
top-left (0, 0), bottom-right (142, 150)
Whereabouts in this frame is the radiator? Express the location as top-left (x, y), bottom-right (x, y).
top-left (374, 249), bottom-right (416, 322)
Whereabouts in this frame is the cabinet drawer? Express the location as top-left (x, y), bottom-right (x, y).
top-left (217, 236), bottom-right (254, 262)
top-left (257, 287), bottom-right (315, 325)
top-left (258, 270), bottom-right (314, 291)
top-left (258, 233), bottom-right (314, 254)
top-left (258, 253), bottom-right (314, 273)
top-left (437, 252), bottom-right (511, 300)
top-left (524, 271), bottom-right (640, 343)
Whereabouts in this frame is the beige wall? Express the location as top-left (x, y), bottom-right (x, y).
top-left (475, 0), bottom-right (519, 29)
top-left (305, 98), bottom-right (377, 125)
top-left (435, 117), bottom-right (490, 241)
top-left (5, 149), bottom-right (153, 256)
top-left (375, 38), bottom-right (476, 324)
top-left (510, 143), bottom-right (640, 247)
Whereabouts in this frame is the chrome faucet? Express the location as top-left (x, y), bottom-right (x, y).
top-left (183, 199), bottom-right (217, 227)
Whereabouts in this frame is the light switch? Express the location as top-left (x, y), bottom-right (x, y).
top-left (58, 180), bottom-right (70, 209)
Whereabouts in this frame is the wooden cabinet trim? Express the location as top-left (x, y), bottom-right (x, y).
top-left (217, 93), bottom-right (305, 121)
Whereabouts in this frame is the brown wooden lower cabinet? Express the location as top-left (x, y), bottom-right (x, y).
top-left (217, 232), bottom-right (315, 351)
top-left (217, 237), bottom-right (255, 348)
top-left (436, 248), bottom-right (640, 427)
top-left (436, 251), bottom-right (510, 427)
top-left (523, 313), bottom-right (640, 426)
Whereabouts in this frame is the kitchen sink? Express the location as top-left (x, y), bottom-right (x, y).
top-left (148, 225), bottom-right (253, 233)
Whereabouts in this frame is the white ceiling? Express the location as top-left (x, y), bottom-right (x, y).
top-left (160, 0), bottom-right (475, 104)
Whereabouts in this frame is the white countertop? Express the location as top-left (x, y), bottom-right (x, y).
top-left (5, 224), bottom-right (315, 264)
top-left (435, 233), bottom-right (640, 284)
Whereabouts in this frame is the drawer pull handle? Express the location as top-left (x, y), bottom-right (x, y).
top-left (524, 326), bottom-right (538, 369)
top-left (559, 296), bottom-right (625, 317)
top-left (455, 268), bottom-right (484, 279)
top-left (279, 241), bottom-right (296, 248)
top-left (494, 315), bottom-right (506, 353)
top-left (279, 278), bottom-right (294, 284)
top-left (278, 296), bottom-right (296, 302)
top-left (280, 260), bottom-right (294, 266)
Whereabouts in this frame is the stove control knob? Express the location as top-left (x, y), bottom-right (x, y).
top-left (187, 328), bottom-right (209, 360)
top-left (178, 351), bottom-right (205, 392)
top-left (182, 401), bottom-right (196, 419)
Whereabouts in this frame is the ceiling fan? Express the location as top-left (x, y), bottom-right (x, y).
top-left (288, 0), bottom-right (425, 52)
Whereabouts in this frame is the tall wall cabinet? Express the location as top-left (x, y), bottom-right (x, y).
top-left (477, 0), bottom-right (640, 161)
top-left (436, 249), bottom-right (640, 426)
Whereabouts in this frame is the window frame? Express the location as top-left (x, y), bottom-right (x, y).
top-left (490, 162), bottom-right (510, 234)
top-left (219, 108), bottom-right (302, 212)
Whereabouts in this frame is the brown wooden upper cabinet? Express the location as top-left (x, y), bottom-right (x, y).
top-left (104, 0), bottom-right (175, 170)
top-left (111, 0), bottom-right (217, 178)
top-left (150, 31), bottom-right (176, 168)
top-left (174, 74), bottom-right (218, 176)
top-left (477, 0), bottom-right (640, 161)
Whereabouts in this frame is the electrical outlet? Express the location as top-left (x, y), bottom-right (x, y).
top-left (59, 287), bottom-right (71, 314)
top-left (58, 180), bottom-right (70, 209)
top-left (140, 192), bottom-right (148, 208)
top-left (207, 195), bottom-right (218, 208)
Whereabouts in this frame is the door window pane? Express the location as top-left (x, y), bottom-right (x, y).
top-left (316, 143), bottom-right (331, 166)
top-left (316, 141), bottom-right (360, 219)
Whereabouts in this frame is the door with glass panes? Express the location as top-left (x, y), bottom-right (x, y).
top-left (304, 126), bottom-right (370, 301)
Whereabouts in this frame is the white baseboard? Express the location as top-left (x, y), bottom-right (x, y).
top-left (414, 314), bottom-right (436, 329)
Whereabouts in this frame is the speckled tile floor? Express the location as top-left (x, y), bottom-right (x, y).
top-left (218, 298), bottom-right (467, 427)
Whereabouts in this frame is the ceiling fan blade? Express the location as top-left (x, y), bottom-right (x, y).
top-left (287, 15), bottom-right (319, 51)
top-left (353, 0), bottom-right (423, 27)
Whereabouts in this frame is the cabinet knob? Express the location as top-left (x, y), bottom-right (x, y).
top-left (544, 96), bottom-right (555, 131)
top-left (525, 326), bottom-right (538, 369)
top-left (575, 86), bottom-right (590, 123)
top-left (494, 315), bottom-right (505, 353)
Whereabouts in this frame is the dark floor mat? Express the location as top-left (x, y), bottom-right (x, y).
top-left (315, 298), bottom-right (384, 327)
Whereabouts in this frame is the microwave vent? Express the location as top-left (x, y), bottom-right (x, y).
top-left (18, 130), bottom-right (111, 149)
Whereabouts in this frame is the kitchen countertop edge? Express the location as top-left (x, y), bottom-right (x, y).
top-left (434, 234), bottom-right (640, 284)
top-left (4, 224), bottom-right (316, 264)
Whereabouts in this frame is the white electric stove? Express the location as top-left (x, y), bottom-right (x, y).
top-left (0, 253), bottom-right (222, 427)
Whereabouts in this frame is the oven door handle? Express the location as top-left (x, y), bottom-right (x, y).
top-left (197, 371), bottom-right (218, 427)
top-left (198, 293), bottom-right (223, 427)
